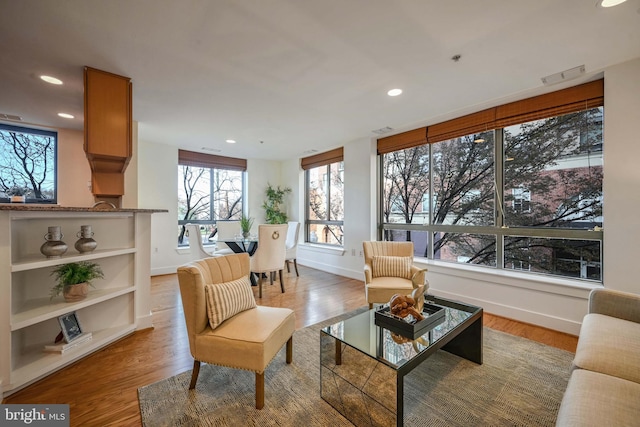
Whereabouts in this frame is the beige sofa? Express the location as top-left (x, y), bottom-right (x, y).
top-left (556, 288), bottom-right (640, 426)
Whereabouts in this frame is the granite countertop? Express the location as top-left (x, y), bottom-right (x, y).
top-left (0, 204), bottom-right (167, 213)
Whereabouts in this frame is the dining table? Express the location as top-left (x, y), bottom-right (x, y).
top-left (223, 238), bottom-right (258, 256)
top-left (222, 238), bottom-right (259, 286)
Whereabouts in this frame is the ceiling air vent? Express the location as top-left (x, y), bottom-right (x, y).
top-left (0, 113), bottom-right (23, 121)
top-left (372, 126), bottom-right (393, 135)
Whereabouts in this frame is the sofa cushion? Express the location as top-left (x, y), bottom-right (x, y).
top-left (573, 313), bottom-right (640, 384)
top-left (204, 276), bottom-right (256, 329)
top-left (372, 255), bottom-right (412, 279)
top-left (556, 369), bottom-right (640, 426)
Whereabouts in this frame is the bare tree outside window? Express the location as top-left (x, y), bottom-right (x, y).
top-left (307, 162), bottom-right (344, 245)
top-left (0, 124), bottom-right (56, 202)
top-left (177, 165), bottom-right (243, 245)
top-left (382, 108), bottom-right (603, 281)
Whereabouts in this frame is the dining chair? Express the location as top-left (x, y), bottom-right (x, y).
top-left (214, 220), bottom-right (240, 255)
top-left (362, 241), bottom-right (428, 309)
top-left (285, 221), bottom-right (300, 276)
top-left (250, 224), bottom-right (289, 298)
top-left (185, 223), bottom-right (216, 261)
top-left (177, 253), bottom-right (295, 409)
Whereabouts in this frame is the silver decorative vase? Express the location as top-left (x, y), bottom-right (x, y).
top-left (74, 225), bottom-right (97, 253)
top-left (40, 226), bottom-right (68, 258)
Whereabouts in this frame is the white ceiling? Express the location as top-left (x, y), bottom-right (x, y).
top-left (1, 0), bottom-right (639, 161)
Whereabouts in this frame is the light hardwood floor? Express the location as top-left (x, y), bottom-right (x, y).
top-left (2, 265), bottom-right (578, 426)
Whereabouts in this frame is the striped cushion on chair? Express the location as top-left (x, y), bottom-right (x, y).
top-left (372, 255), bottom-right (412, 280)
top-left (204, 276), bottom-right (257, 329)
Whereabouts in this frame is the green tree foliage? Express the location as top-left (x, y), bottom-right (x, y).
top-left (263, 184), bottom-right (291, 224)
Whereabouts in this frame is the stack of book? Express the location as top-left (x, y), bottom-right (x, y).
top-left (43, 333), bottom-right (93, 354)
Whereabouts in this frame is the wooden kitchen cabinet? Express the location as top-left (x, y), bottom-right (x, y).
top-left (84, 67), bottom-right (132, 197)
top-left (84, 67), bottom-right (132, 160)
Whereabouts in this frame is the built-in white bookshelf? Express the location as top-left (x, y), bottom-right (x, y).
top-left (0, 207), bottom-right (162, 396)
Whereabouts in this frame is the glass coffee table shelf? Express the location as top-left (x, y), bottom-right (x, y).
top-left (320, 295), bottom-right (483, 427)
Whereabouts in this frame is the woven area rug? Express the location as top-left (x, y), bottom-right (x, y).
top-left (138, 307), bottom-right (573, 426)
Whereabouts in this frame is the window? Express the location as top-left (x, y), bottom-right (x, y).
top-left (378, 80), bottom-right (604, 282)
top-left (511, 188), bottom-right (531, 213)
top-left (302, 148), bottom-right (344, 246)
top-left (0, 123), bottom-right (57, 203)
top-left (177, 150), bottom-right (246, 247)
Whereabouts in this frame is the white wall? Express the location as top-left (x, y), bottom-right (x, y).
top-left (56, 128), bottom-right (93, 207)
top-left (602, 58), bottom-right (640, 294)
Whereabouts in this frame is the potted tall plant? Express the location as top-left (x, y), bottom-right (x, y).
top-left (50, 261), bottom-right (104, 302)
top-left (262, 184), bottom-right (291, 224)
top-left (240, 214), bottom-right (254, 238)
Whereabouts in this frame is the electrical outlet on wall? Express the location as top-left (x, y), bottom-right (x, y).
top-left (359, 250), bottom-right (363, 257)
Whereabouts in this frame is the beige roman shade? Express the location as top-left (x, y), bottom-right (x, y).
top-left (377, 79), bottom-right (604, 152)
top-left (178, 149), bottom-right (247, 171)
top-left (377, 128), bottom-right (428, 155)
top-left (427, 108), bottom-right (496, 144)
top-left (495, 79), bottom-right (604, 128)
top-left (301, 147), bottom-right (344, 170)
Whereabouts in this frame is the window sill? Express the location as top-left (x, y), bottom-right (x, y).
top-left (414, 257), bottom-right (600, 297)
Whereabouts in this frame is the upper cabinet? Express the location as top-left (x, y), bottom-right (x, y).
top-left (84, 67), bottom-right (132, 197)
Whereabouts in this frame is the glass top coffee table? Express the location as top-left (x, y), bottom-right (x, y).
top-left (320, 295), bottom-right (483, 427)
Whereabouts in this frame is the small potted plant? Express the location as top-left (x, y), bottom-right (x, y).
top-left (240, 214), bottom-right (254, 239)
top-left (50, 261), bottom-right (104, 302)
top-left (6, 186), bottom-right (30, 203)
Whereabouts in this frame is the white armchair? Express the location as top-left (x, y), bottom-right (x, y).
top-left (185, 223), bottom-right (216, 261)
top-left (285, 221), bottom-right (300, 276)
top-left (250, 224), bottom-right (288, 298)
top-left (215, 220), bottom-right (240, 255)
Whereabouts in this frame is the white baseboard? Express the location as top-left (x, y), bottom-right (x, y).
top-left (430, 289), bottom-right (583, 336)
top-left (297, 259), bottom-right (361, 281)
top-left (151, 266), bottom-right (179, 276)
top-left (136, 312), bottom-right (154, 330)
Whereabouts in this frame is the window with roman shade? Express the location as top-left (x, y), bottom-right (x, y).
top-left (303, 147), bottom-right (344, 246)
top-left (379, 79), bottom-right (604, 283)
top-left (177, 149), bottom-right (247, 246)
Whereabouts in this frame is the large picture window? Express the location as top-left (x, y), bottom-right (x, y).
top-left (379, 80), bottom-right (604, 282)
top-left (303, 148), bottom-right (344, 246)
top-left (0, 123), bottom-right (57, 203)
top-left (177, 150), bottom-right (246, 247)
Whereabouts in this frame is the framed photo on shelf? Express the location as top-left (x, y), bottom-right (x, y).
top-left (57, 311), bottom-right (84, 343)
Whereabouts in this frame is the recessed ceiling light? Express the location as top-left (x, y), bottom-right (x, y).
top-left (40, 75), bottom-right (63, 85)
top-left (387, 89), bottom-right (403, 97)
top-left (225, 139), bottom-right (236, 144)
top-left (57, 113), bottom-right (74, 119)
top-left (597, 0), bottom-right (627, 7)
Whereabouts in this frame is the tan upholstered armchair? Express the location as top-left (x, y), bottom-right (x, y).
top-left (177, 253), bottom-right (295, 409)
top-left (363, 241), bottom-right (428, 309)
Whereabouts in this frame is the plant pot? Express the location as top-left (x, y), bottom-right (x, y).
top-left (63, 283), bottom-right (89, 302)
top-left (243, 231), bottom-right (250, 239)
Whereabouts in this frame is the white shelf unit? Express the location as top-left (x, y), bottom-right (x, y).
top-left (0, 210), bottom-right (155, 396)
